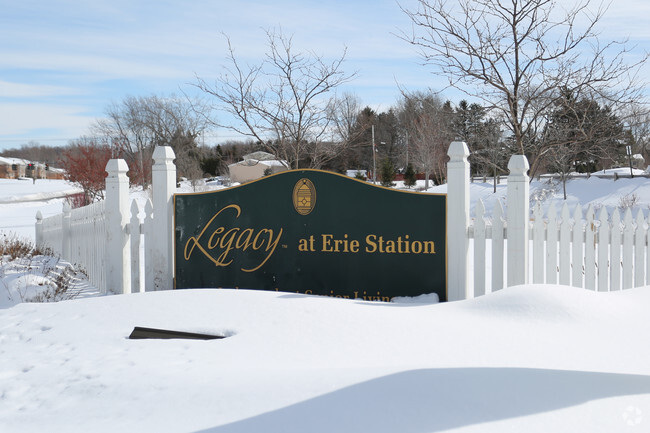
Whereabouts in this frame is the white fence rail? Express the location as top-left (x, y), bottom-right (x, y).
top-left (36, 141), bottom-right (646, 301)
top-left (448, 141), bottom-right (650, 300)
top-left (39, 212), bottom-right (63, 256)
top-left (35, 146), bottom-right (176, 295)
top-left (70, 200), bottom-right (106, 293)
top-left (471, 201), bottom-right (650, 296)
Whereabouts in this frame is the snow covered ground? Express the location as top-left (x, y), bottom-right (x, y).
top-left (0, 178), bottom-right (81, 241)
top-left (1, 174), bottom-right (650, 432)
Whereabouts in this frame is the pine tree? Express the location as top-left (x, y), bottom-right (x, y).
top-left (380, 157), bottom-right (396, 187)
top-left (404, 163), bottom-right (417, 188)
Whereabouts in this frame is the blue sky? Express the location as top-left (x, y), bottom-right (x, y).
top-left (1, 0), bottom-right (650, 151)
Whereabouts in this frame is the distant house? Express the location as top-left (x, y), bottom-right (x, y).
top-left (0, 157), bottom-right (27, 179)
top-left (346, 170), bottom-right (368, 180)
top-left (44, 165), bottom-right (66, 180)
top-left (228, 152), bottom-right (289, 184)
top-left (0, 158), bottom-right (64, 180)
top-left (632, 154), bottom-right (645, 170)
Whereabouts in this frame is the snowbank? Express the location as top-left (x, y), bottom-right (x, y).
top-left (0, 286), bottom-right (649, 432)
top-left (2, 174), bottom-right (650, 432)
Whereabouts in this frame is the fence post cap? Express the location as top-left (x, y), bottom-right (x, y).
top-left (105, 158), bottom-right (129, 175)
top-left (448, 141), bottom-right (469, 158)
top-left (153, 146), bottom-right (176, 163)
top-left (507, 154), bottom-right (530, 175)
top-left (35, 210), bottom-right (42, 221)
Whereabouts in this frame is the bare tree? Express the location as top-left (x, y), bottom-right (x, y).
top-left (328, 92), bottom-right (363, 146)
top-left (398, 91), bottom-right (454, 188)
top-left (296, 92), bottom-right (367, 169)
top-left (474, 118), bottom-right (507, 193)
top-left (59, 137), bottom-right (114, 204)
top-left (93, 94), bottom-right (212, 185)
top-left (623, 103), bottom-right (650, 163)
top-left (194, 28), bottom-right (356, 169)
top-left (0, 141), bottom-right (62, 166)
top-left (400, 0), bottom-right (648, 160)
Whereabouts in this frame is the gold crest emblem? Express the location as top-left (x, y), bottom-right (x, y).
top-left (293, 178), bottom-right (316, 215)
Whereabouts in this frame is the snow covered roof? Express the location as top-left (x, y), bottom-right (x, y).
top-left (228, 158), bottom-right (288, 168)
top-left (0, 156), bottom-right (29, 166)
top-left (243, 151), bottom-right (277, 161)
top-left (263, 159), bottom-right (288, 167)
top-left (346, 169), bottom-right (367, 177)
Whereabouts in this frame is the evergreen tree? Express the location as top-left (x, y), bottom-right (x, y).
top-left (452, 100), bottom-right (490, 175)
top-left (543, 89), bottom-right (626, 198)
top-left (380, 157), bottom-right (396, 187)
top-left (404, 163), bottom-right (417, 188)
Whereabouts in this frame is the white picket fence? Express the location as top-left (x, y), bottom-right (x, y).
top-left (35, 147), bottom-right (176, 295)
top-left (37, 198), bottom-right (157, 294)
top-left (471, 200), bottom-right (650, 295)
top-left (35, 140), bottom-right (647, 301)
top-left (448, 141), bottom-right (650, 300)
top-left (69, 200), bottom-right (106, 292)
top-left (38, 200), bottom-right (108, 292)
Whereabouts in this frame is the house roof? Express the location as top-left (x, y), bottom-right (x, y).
top-left (228, 158), bottom-right (288, 169)
top-left (229, 151), bottom-right (288, 169)
top-left (346, 169), bottom-right (367, 177)
top-left (0, 157), bottom-right (29, 166)
top-left (243, 151), bottom-right (277, 161)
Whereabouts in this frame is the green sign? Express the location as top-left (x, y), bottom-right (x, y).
top-left (174, 170), bottom-right (447, 301)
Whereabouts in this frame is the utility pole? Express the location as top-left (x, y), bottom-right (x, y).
top-left (405, 131), bottom-right (409, 167)
top-left (626, 145), bottom-right (634, 178)
top-left (372, 125), bottom-right (376, 184)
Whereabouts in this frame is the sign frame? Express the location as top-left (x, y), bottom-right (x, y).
top-left (173, 169), bottom-right (447, 301)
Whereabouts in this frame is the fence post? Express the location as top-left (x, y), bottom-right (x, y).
top-left (62, 202), bottom-right (71, 260)
top-left (151, 146), bottom-right (176, 291)
top-left (506, 155), bottom-right (530, 287)
top-left (105, 158), bottom-right (131, 295)
top-left (35, 211), bottom-right (43, 246)
top-left (447, 141), bottom-right (470, 301)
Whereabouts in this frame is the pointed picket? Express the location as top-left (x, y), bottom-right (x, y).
top-left (584, 205), bottom-right (596, 290)
top-left (572, 205), bottom-right (584, 288)
top-left (491, 200), bottom-right (505, 292)
top-left (559, 203), bottom-right (571, 285)
top-left (144, 199), bottom-right (155, 293)
top-left (610, 209), bottom-right (622, 291)
top-left (130, 200), bottom-right (142, 294)
top-left (597, 207), bottom-right (609, 292)
top-left (623, 208), bottom-right (634, 290)
top-left (634, 209), bottom-right (646, 287)
top-left (532, 202), bottom-right (545, 283)
top-left (546, 202), bottom-right (558, 284)
top-left (646, 213), bottom-right (650, 286)
top-left (474, 200), bottom-right (486, 297)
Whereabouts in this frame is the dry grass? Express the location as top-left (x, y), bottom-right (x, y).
top-left (0, 232), bottom-right (53, 259)
top-left (0, 233), bottom-right (84, 303)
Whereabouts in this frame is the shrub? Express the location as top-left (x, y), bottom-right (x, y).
top-left (618, 193), bottom-right (639, 210)
top-left (404, 164), bottom-right (417, 188)
top-left (0, 233), bottom-right (83, 303)
top-left (380, 157), bottom-right (396, 187)
top-left (0, 232), bottom-right (52, 260)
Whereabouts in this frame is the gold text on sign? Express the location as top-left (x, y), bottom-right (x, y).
top-left (298, 234), bottom-right (436, 254)
top-left (183, 204), bottom-right (283, 272)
